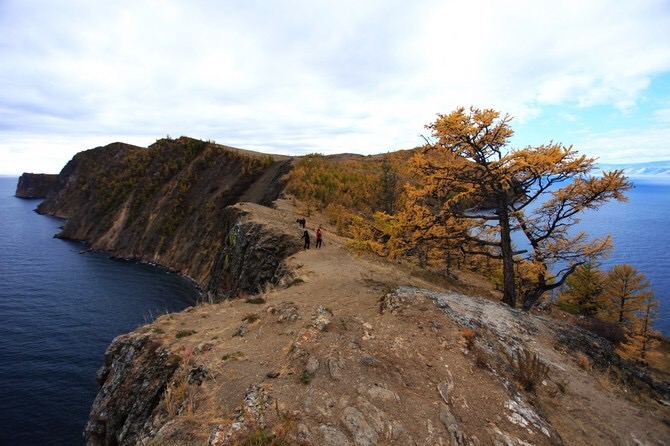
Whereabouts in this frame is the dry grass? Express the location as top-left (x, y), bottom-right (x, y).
top-left (462, 327), bottom-right (476, 349)
top-left (596, 366), bottom-right (625, 394)
top-left (576, 352), bottom-right (592, 370)
top-left (510, 348), bottom-right (550, 392)
top-left (242, 313), bottom-right (260, 323)
top-left (229, 401), bottom-right (298, 445)
top-left (163, 379), bottom-right (189, 417)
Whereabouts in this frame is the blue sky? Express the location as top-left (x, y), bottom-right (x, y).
top-left (1, 0), bottom-right (670, 175)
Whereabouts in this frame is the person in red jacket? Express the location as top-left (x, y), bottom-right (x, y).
top-left (316, 227), bottom-right (323, 248)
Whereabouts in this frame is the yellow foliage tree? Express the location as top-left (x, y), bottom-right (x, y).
top-left (601, 264), bottom-right (654, 328)
top-left (413, 106), bottom-right (631, 308)
top-left (608, 266), bottom-right (660, 363)
top-left (557, 262), bottom-right (606, 316)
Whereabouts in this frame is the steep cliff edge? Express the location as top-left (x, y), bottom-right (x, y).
top-left (36, 137), bottom-right (298, 299)
top-left (84, 199), bottom-right (670, 446)
top-left (15, 172), bottom-right (59, 198)
top-left (37, 138), bottom-right (669, 444)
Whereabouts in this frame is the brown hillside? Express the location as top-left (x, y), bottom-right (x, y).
top-left (85, 198), bottom-right (670, 446)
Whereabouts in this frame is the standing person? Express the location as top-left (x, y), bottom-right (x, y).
top-left (300, 230), bottom-right (310, 250)
top-left (316, 227), bottom-right (323, 248)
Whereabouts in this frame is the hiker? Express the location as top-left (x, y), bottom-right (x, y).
top-left (300, 230), bottom-right (310, 249)
top-left (316, 227), bottom-right (323, 248)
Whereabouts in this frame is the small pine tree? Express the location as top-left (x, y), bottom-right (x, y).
top-left (601, 264), bottom-right (653, 329)
top-left (620, 291), bottom-right (660, 363)
top-left (557, 262), bottom-right (605, 316)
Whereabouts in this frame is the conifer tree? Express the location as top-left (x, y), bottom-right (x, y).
top-left (412, 106), bottom-right (631, 308)
top-left (635, 291), bottom-right (659, 362)
top-left (558, 262), bottom-right (605, 316)
top-left (602, 264), bottom-right (654, 328)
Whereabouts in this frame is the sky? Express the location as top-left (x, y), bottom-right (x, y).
top-left (1, 0), bottom-right (670, 175)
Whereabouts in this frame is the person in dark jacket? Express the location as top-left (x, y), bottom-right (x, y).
top-left (301, 230), bottom-right (310, 249)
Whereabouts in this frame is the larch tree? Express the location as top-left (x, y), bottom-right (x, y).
top-left (602, 264), bottom-right (654, 328)
top-left (557, 262), bottom-right (605, 316)
top-left (412, 106), bottom-right (631, 309)
top-left (634, 290), bottom-right (659, 362)
top-left (606, 264), bottom-right (659, 362)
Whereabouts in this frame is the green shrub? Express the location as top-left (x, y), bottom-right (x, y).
top-left (299, 370), bottom-right (315, 385)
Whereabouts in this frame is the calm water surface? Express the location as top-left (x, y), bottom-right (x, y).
top-left (576, 176), bottom-right (670, 335)
top-left (0, 177), bottom-right (200, 445)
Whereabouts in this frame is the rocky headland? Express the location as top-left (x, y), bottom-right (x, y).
top-left (15, 172), bottom-right (59, 198)
top-left (36, 138), bottom-right (297, 300)
top-left (26, 138), bottom-right (670, 445)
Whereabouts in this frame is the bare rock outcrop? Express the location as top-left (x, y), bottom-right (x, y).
top-left (206, 204), bottom-right (300, 299)
top-left (83, 275), bottom-right (670, 446)
top-left (84, 333), bottom-right (180, 446)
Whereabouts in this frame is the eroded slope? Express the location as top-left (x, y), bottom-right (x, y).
top-left (85, 200), bottom-right (670, 446)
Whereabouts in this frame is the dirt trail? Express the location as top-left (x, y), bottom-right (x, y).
top-left (142, 199), bottom-right (670, 445)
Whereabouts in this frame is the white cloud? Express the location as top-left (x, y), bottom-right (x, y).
top-left (1, 0), bottom-right (670, 174)
top-left (576, 127), bottom-right (670, 163)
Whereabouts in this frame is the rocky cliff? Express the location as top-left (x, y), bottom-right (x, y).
top-left (36, 137), bottom-right (299, 299)
top-left (37, 138), bottom-right (669, 445)
top-left (82, 202), bottom-right (670, 445)
top-left (15, 172), bottom-right (59, 198)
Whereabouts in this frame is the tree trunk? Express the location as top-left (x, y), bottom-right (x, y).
top-left (498, 203), bottom-right (516, 307)
top-left (522, 272), bottom-right (547, 310)
top-left (523, 288), bottom-right (544, 310)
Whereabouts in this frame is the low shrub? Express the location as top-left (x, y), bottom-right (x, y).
top-left (222, 351), bottom-right (244, 361)
top-left (299, 370), bottom-right (314, 384)
top-left (242, 313), bottom-right (260, 323)
top-left (575, 317), bottom-right (626, 345)
top-left (176, 329), bottom-right (196, 339)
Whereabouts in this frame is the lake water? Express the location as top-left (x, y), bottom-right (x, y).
top-left (575, 176), bottom-right (670, 335)
top-left (0, 177), bottom-right (200, 445)
top-left (0, 174), bottom-right (668, 444)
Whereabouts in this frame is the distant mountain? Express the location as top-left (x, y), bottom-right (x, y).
top-left (597, 160), bottom-right (670, 177)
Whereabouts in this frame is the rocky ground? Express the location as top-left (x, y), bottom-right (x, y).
top-left (85, 198), bottom-right (670, 446)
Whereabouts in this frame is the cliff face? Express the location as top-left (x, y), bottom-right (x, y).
top-left (82, 203), bottom-right (670, 445)
top-left (85, 332), bottom-right (180, 446)
top-left (38, 138), bottom-right (669, 445)
top-left (37, 137), bottom-right (298, 299)
top-left (15, 173), bottom-right (59, 198)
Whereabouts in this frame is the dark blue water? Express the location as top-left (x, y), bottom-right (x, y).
top-left (0, 177), bottom-right (200, 445)
top-left (576, 176), bottom-right (670, 335)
